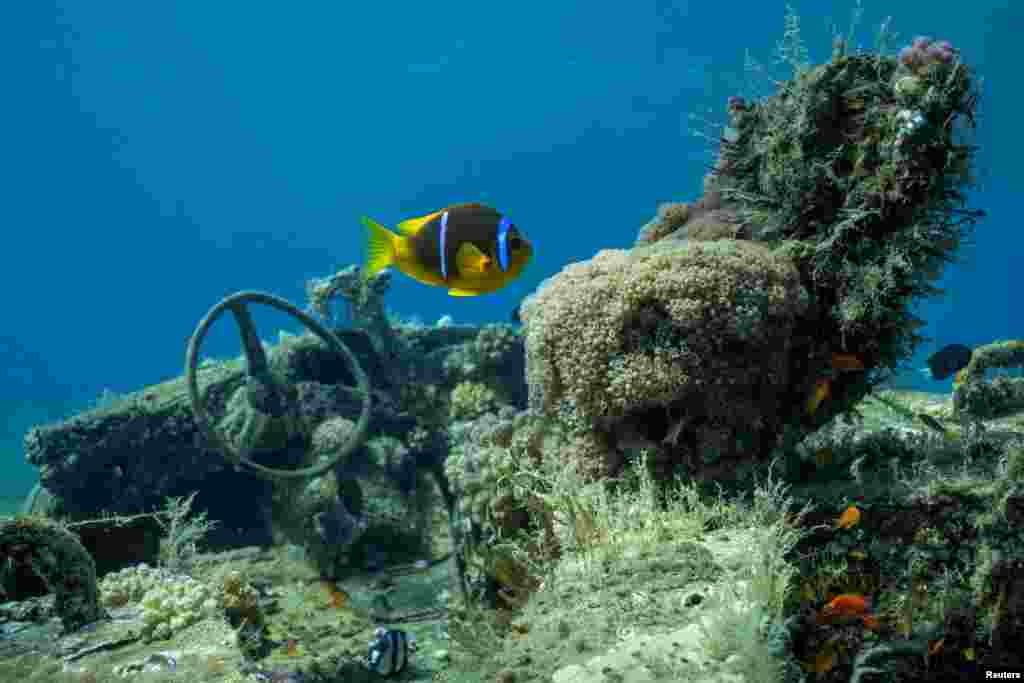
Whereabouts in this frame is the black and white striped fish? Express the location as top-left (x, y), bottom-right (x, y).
top-left (366, 626), bottom-right (412, 676)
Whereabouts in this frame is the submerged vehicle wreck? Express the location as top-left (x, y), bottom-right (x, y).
top-left (4, 17), bottom-right (1024, 683)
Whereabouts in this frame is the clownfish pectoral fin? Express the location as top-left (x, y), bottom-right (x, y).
top-left (455, 242), bottom-right (491, 277)
top-left (448, 287), bottom-right (480, 297)
top-left (362, 216), bottom-right (399, 277)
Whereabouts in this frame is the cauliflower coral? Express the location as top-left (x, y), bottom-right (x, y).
top-left (520, 239), bottom-right (811, 480)
top-left (522, 240), bottom-right (807, 422)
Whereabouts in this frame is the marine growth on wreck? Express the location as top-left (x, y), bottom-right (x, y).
top-left (4, 10), bottom-right (1022, 683)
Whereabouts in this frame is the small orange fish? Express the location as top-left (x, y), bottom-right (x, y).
top-left (831, 353), bottom-right (865, 371)
top-left (806, 378), bottom-right (831, 415)
top-left (953, 367), bottom-right (969, 387)
top-left (821, 593), bottom-right (871, 617)
top-left (836, 505), bottom-right (861, 529)
top-left (322, 581), bottom-right (348, 609)
top-left (818, 593), bottom-right (880, 631)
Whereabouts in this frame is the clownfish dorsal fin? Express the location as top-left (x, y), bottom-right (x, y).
top-left (396, 209), bottom-right (444, 236)
top-left (446, 201), bottom-right (486, 211)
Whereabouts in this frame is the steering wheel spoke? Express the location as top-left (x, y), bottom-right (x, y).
top-left (185, 291), bottom-right (371, 480)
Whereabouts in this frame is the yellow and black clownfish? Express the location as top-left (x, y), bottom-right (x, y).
top-left (361, 202), bottom-right (532, 296)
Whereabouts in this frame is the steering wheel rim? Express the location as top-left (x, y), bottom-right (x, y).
top-left (185, 290), bottom-right (372, 480)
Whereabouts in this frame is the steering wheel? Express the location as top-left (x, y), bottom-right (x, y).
top-left (185, 291), bottom-right (371, 480)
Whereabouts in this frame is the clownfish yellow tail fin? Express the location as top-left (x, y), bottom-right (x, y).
top-left (361, 216), bottom-right (399, 277)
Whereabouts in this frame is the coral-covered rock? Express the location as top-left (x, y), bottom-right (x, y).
top-left (521, 239), bottom-right (811, 481)
top-left (636, 202), bottom-right (690, 244)
top-left (0, 516), bottom-right (107, 633)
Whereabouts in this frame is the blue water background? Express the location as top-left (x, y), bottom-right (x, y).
top-left (1, 1), bottom-right (1018, 499)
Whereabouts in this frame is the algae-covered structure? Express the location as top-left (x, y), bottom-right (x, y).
top-left (4, 12), bottom-right (1022, 683)
top-left (521, 31), bottom-right (983, 491)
